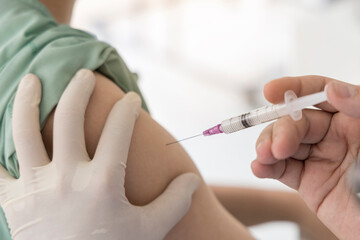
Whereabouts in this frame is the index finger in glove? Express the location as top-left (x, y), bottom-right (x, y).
top-left (263, 75), bottom-right (337, 112)
top-left (12, 74), bottom-right (50, 178)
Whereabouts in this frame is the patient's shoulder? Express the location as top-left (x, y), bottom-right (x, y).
top-left (42, 70), bottom-right (195, 199)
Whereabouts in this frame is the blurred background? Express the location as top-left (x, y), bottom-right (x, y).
top-left (72, 0), bottom-right (360, 239)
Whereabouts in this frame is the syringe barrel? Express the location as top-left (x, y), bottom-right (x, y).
top-left (220, 104), bottom-right (288, 134)
top-left (219, 90), bottom-right (328, 135)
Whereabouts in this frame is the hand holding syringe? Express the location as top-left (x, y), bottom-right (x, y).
top-left (167, 89), bottom-right (328, 145)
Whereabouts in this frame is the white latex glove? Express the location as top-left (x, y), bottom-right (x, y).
top-left (0, 69), bottom-right (201, 240)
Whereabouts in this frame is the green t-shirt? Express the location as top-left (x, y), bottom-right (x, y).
top-left (0, 0), bottom-right (148, 238)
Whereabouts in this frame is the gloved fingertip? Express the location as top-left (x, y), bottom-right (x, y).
top-left (120, 92), bottom-right (142, 116)
top-left (71, 69), bottom-right (96, 93)
top-left (123, 92), bottom-right (142, 105)
top-left (171, 172), bottom-right (201, 195)
top-left (16, 74), bottom-right (42, 105)
top-left (186, 173), bottom-right (201, 194)
top-left (19, 74), bottom-right (40, 90)
top-left (74, 69), bottom-right (95, 82)
top-left (141, 173), bottom-right (201, 236)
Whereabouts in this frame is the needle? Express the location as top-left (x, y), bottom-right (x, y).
top-left (166, 134), bottom-right (203, 146)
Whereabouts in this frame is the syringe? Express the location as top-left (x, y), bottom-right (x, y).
top-left (167, 89), bottom-right (328, 145)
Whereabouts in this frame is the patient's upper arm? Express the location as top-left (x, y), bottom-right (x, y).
top-left (41, 72), bottom-right (253, 239)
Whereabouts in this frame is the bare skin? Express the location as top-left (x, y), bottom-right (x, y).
top-left (212, 187), bottom-right (338, 240)
top-left (39, 0), bottom-right (75, 24)
top-left (37, 1), bottom-right (337, 239)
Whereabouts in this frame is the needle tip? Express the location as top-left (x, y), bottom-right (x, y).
top-left (166, 142), bottom-right (177, 146)
top-left (166, 134), bottom-right (203, 146)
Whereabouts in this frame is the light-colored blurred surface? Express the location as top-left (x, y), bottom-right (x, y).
top-left (72, 0), bottom-right (360, 239)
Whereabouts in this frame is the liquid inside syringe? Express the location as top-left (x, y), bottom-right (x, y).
top-left (167, 89), bottom-right (328, 146)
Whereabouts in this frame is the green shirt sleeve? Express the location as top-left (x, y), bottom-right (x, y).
top-left (0, 0), bottom-right (148, 238)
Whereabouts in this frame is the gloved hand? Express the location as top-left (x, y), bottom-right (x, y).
top-left (0, 69), bottom-right (200, 240)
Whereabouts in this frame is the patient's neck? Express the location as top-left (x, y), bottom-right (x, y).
top-left (39, 0), bottom-right (76, 24)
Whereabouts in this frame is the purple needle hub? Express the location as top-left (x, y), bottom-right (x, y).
top-left (203, 124), bottom-right (223, 136)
